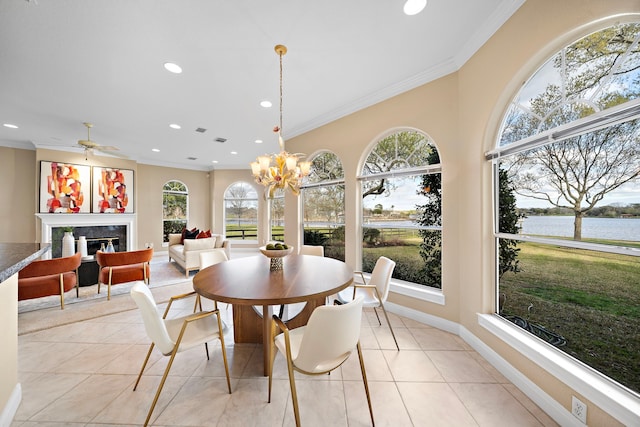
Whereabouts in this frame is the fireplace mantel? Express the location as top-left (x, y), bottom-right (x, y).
top-left (36, 214), bottom-right (136, 258)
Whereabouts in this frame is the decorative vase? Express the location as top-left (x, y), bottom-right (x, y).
top-left (78, 236), bottom-right (88, 258)
top-left (105, 239), bottom-right (116, 253)
top-left (62, 231), bottom-right (75, 257)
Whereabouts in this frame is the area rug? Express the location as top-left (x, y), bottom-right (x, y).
top-left (17, 259), bottom-right (196, 335)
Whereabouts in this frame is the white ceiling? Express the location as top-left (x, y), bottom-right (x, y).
top-left (0, 0), bottom-right (523, 171)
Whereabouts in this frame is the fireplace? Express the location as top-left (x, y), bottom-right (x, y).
top-left (36, 214), bottom-right (136, 259)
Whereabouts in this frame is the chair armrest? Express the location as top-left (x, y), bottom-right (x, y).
top-left (354, 271), bottom-right (369, 286)
top-left (270, 314), bottom-right (293, 362)
top-left (163, 290), bottom-right (198, 318)
top-left (174, 309), bottom-right (222, 348)
top-left (272, 314), bottom-right (289, 334)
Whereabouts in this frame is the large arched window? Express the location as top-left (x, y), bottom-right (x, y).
top-left (269, 194), bottom-right (285, 242)
top-left (359, 129), bottom-right (441, 287)
top-left (487, 22), bottom-right (640, 395)
top-left (301, 151), bottom-right (345, 261)
top-left (162, 180), bottom-right (188, 243)
top-left (224, 181), bottom-right (258, 240)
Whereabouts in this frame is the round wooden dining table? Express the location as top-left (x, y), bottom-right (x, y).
top-left (193, 254), bottom-right (353, 375)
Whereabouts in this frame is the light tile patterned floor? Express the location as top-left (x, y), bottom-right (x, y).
top-left (12, 291), bottom-right (558, 427)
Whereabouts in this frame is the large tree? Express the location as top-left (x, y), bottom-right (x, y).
top-left (503, 23), bottom-right (640, 240)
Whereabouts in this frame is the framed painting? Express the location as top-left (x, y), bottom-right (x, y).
top-left (92, 167), bottom-right (134, 213)
top-left (39, 161), bottom-right (91, 213)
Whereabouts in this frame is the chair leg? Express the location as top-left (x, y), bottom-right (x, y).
top-left (59, 273), bottom-right (65, 310)
top-left (133, 343), bottom-right (155, 391)
top-left (217, 312), bottom-right (232, 394)
top-left (107, 268), bottom-right (113, 301)
top-left (267, 319), bottom-right (278, 403)
top-left (144, 347), bottom-right (179, 427)
top-left (379, 303), bottom-right (399, 350)
top-left (357, 341), bottom-right (375, 426)
top-left (285, 355), bottom-right (301, 427)
top-left (372, 307), bottom-right (382, 325)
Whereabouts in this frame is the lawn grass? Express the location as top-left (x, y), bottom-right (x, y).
top-left (500, 241), bottom-right (640, 393)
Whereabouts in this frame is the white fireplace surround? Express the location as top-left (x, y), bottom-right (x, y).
top-left (36, 213), bottom-right (136, 259)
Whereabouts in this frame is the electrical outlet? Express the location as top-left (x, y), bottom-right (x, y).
top-left (572, 395), bottom-right (587, 424)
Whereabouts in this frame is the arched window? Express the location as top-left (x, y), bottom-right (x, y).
top-left (301, 151), bottom-right (345, 261)
top-left (269, 194), bottom-right (285, 242)
top-left (487, 22), bottom-right (640, 394)
top-left (162, 180), bottom-right (188, 243)
top-left (224, 181), bottom-right (258, 240)
top-left (359, 130), bottom-right (441, 287)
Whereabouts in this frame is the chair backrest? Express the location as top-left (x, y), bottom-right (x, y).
top-left (369, 256), bottom-right (396, 302)
top-left (199, 250), bottom-right (228, 270)
top-left (18, 252), bottom-right (81, 278)
top-left (96, 247), bottom-right (153, 267)
top-left (130, 282), bottom-right (175, 355)
top-left (294, 296), bottom-right (364, 373)
top-left (299, 245), bottom-right (324, 257)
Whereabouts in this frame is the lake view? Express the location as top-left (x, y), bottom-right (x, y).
top-left (520, 216), bottom-right (640, 241)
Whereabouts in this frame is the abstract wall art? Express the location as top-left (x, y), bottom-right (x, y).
top-left (39, 161), bottom-right (91, 213)
top-left (92, 167), bottom-right (134, 213)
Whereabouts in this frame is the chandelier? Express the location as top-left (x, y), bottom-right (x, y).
top-left (251, 44), bottom-right (311, 198)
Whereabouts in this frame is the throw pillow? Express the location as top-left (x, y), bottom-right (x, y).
top-left (184, 228), bottom-right (199, 240)
top-left (196, 229), bottom-right (212, 239)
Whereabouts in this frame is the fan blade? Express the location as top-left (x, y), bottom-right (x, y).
top-left (95, 147), bottom-right (128, 158)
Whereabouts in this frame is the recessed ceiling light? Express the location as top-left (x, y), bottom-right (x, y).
top-left (230, 151), bottom-right (238, 155)
top-left (152, 148), bottom-right (160, 152)
top-left (163, 62), bottom-right (183, 74)
top-left (3, 123), bottom-right (18, 129)
top-left (169, 123), bottom-right (181, 129)
top-left (403, 0), bottom-right (427, 15)
top-left (260, 100), bottom-right (272, 108)
top-left (255, 139), bottom-right (263, 144)
top-left (212, 160), bottom-right (219, 164)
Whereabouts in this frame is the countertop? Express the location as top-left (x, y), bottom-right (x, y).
top-left (0, 243), bottom-right (50, 283)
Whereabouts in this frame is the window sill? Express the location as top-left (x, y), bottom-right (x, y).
top-left (355, 273), bottom-right (445, 305)
top-left (478, 313), bottom-right (640, 426)
top-left (390, 279), bottom-right (445, 305)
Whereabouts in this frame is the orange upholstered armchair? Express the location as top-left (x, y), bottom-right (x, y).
top-left (18, 252), bottom-right (82, 309)
top-left (96, 247), bottom-right (153, 300)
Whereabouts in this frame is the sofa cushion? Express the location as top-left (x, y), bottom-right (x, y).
top-left (183, 236), bottom-right (216, 251)
top-left (168, 233), bottom-right (182, 246)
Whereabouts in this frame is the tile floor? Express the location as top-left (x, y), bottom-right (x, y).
top-left (13, 288), bottom-right (559, 426)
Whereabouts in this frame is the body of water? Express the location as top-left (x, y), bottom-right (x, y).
top-left (356, 216), bottom-right (640, 242)
top-left (520, 216), bottom-right (639, 242)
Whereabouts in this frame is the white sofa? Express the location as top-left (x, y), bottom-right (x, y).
top-left (168, 233), bottom-right (230, 277)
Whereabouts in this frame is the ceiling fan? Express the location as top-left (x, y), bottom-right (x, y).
top-left (77, 122), bottom-right (126, 159)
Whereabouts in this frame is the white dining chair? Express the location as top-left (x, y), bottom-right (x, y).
top-left (268, 296), bottom-right (374, 427)
top-left (299, 244), bottom-right (324, 257)
top-left (199, 249), bottom-right (229, 269)
top-left (336, 256), bottom-right (399, 350)
top-left (130, 282), bottom-right (231, 427)
top-left (199, 250), bottom-right (230, 310)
